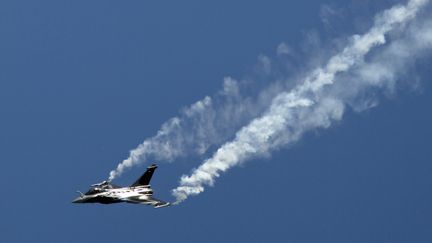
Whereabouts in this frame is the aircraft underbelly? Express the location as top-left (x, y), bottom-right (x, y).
top-left (81, 197), bottom-right (121, 204)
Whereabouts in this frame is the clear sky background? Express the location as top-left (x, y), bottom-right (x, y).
top-left (1, 0), bottom-right (431, 242)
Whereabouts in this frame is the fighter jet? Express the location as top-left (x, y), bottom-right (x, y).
top-left (72, 164), bottom-right (170, 208)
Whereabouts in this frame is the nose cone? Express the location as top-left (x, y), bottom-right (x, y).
top-left (72, 197), bottom-right (84, 203)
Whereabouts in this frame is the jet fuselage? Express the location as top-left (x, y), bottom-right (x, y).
top-left (73, 164), bottom-right (170, 208)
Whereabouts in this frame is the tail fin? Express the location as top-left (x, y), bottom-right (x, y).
top-left (131, 164), bottom-right (157, 187)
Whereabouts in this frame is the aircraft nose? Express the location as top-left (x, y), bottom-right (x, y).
top-left (72, 197), bottom-right (83, 203)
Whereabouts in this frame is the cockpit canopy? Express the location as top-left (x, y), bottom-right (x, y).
top-left (85, 182), bottom-right (120, 195)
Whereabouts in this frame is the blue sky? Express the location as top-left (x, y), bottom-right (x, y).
top-left (1, 0), bottom-right (432, 242)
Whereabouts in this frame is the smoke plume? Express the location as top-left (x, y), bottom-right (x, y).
top-left (172, 0), bottom-right (432, 203)
top-left (109, 76), bottom-right (278, 180)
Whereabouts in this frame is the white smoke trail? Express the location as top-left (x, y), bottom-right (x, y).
top-left (172, 0), bottom-right (432, 203)
top-left (109, 44), bottom-right (297, 180)
top-left (108, 87), bottom-right (242, 180)
top-left (109, 76), bottom-right (278, 180)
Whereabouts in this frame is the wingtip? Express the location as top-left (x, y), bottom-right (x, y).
top-left (154, 202), bottom-right (170, 209)
top-left (148, 163), bottom-right (158, 168)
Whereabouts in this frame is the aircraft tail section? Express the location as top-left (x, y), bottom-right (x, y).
top-left (131, 164), bottom-right (157, 187)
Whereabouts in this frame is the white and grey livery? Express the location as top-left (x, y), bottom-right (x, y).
top-left (72, 164), bottom-right (170, 208)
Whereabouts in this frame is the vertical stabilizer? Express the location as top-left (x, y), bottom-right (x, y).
top-left (131, 164), bottom-right (157, 187)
